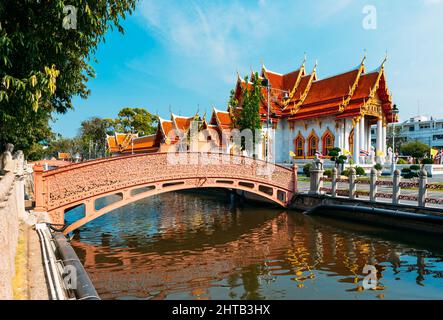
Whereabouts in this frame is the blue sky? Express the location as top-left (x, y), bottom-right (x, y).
top-left (52, 0), bottom-right (443, 137)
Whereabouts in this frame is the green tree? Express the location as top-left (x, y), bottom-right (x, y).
top-left (0, 0), bottom-right (137, 156)
top-left (78, 117), bottom-right (113, 158)
top-left (115, 107), bottom-right (157, 135)
top-left (400, 140), bottom-right (430, 161)
top-left (236, 74), bottom-right (262, 152)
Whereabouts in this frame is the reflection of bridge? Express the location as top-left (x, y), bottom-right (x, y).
top-left (33, 153), bottom-right (297, 234)
top-left (71, 212), bottom-right (434, 300)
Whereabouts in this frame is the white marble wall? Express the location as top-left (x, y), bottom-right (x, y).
top-left (273, 116), bottom-right (346, 163)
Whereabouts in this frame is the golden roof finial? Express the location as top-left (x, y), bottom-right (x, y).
top-left (381, 50), bottom-right (388, 68)
top-left (361, 49), bottom-right (367, 65)
top-left (302, 52), bottom-right (307, 67)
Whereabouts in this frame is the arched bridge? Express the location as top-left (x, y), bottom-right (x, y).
top-left (33, 152), bottom-right (297, 234)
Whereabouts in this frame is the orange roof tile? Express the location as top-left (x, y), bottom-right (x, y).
top-left (302, 68), bottom-right (359, 106)
top-left (172, 114), bottom-right (195, 132)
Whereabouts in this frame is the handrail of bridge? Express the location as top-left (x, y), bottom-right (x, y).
top-left (37, 152), bottom-right (295, 177)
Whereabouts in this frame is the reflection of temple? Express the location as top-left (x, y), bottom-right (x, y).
top-left (71, 210), bottom-right (436, 300)
top-left (106, 108), bottom-right (233, 156)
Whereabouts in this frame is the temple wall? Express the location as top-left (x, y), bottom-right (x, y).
top-left (274, 116), bottom-right (347, 163)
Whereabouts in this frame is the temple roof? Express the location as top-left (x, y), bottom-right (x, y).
top-left (210, 107), bottom-right (232, 129)
top-left (234, 56), bottom-right (394, 123)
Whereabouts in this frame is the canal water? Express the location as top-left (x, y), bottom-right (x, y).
top-left (67, 191), bottom-right (443, 300)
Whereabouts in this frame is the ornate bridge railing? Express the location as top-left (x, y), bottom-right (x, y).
top-left (33, 152), bottom-right (297, 233)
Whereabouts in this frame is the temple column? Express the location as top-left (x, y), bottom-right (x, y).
top-left (366, 119), bottom-right (372, 153)
top-left (382, 120), bottom-right (387, 162)
top-left (376, 117), bottom-right (383, 163)
top-left (359, 116), bottom-right (365, 163)
top-left (336, 122), bottom-right (343, 149)
top-left (344, 119), bottom-right (350, 152)
top-left (353, 120), bottom-right (360, 164)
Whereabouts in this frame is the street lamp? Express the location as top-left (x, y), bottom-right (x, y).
top-left (391, 104), bottom-right (399, 173)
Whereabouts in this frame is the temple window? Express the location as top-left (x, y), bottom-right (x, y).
top-left (307, 131), bottom-right (319, 157)
top-left (322, 130), bottom-right (335, 156)
top-left (294, 134), bottom-right (305, 158)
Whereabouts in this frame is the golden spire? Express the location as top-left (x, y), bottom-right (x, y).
top-left (381, 50), bottom-right (388, 69)
top-left (301, 53), bottom-right (307, 68)
top-left (361, 49), bottom-right (367, 66)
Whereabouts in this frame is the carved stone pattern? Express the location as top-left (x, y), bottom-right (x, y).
top-left (41, 153), bottom-right (294, 210)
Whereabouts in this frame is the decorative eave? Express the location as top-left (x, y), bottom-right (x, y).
top-left (338, 55), bottom-right (366, 113)
top-left (282, 57), bottom-right (307, 108)
top-left (287, 62), bottom-right (318, 115)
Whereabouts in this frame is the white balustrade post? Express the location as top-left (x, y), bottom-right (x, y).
top-left (418, 167), bottom-right (428, 207)
top-left (331, 167), bottom-right (338, 197)
top-left (349, 167), bottom-right (356, 200)
top-left (392, 169), bottom-right (401, 205)
top-left (369, 168), bottom-right (378, 202)
top-left (309, 161), bottom-right (324, 195)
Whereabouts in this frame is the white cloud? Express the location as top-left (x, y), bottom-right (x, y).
top-left (423, 0), bottom-right (443, 5)
top-left (136, 0), bottom-right (353, 87)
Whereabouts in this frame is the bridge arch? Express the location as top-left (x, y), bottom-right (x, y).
top-left (33, 152), bottom-right (297, 234)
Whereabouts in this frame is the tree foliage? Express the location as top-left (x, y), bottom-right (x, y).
top-left (0, 0), bottom-right (137, 155)
top-left (114, 107), bottom-right (157, 135)
top-left (236, 74), bottom-right (262, 134)
top-left (400, 140), bottom-right (430, 160)
top-left (328, 147), bottom-right (347, 168)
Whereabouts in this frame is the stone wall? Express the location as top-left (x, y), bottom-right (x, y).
top-left (0, 155), bottom-right (26, 299)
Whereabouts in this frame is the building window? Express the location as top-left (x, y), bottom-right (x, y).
top-left (294, 133), bottom-right (305, 158)
top-left (307, 131), bottom-right (319, 157)
top-left (409, 126), bottom-right (415, 132)
top-left (322, 130), bottom-right (335, 156)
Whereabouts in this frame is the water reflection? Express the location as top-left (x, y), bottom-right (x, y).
top-left (68, 191), bottom-right (443, 300)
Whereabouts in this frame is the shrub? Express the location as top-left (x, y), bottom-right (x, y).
top-left (342, 167), bottom-right (365, 177)
top-left (404, 172), bottom-right (419, 179)
top-left (422, 158), bottom-right (433, 164)
top-left (324, 169), bottom-right (333, 178)
top-left (410, 165), bottom-right (420, 171)
top-left (374, 163), bottom-right (383, 171)
top-left (355, 166), bottom-right (366, 176)
top-left (401, 168), bottom-right (411, 174)
top-left (303, 163), bottom-right (312, 177)
top-left (397, 158), bottom-right (408, 165)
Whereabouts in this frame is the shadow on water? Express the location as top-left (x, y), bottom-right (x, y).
top-left (67, 190), bottom-right (443, 300)
top-left (303, 214), bottom-right (443, 256)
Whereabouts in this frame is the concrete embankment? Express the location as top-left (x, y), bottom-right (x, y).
top-left (0, 172), bottom-right (22, 299)
top-left (0, 171), bottom-right (48, 300)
